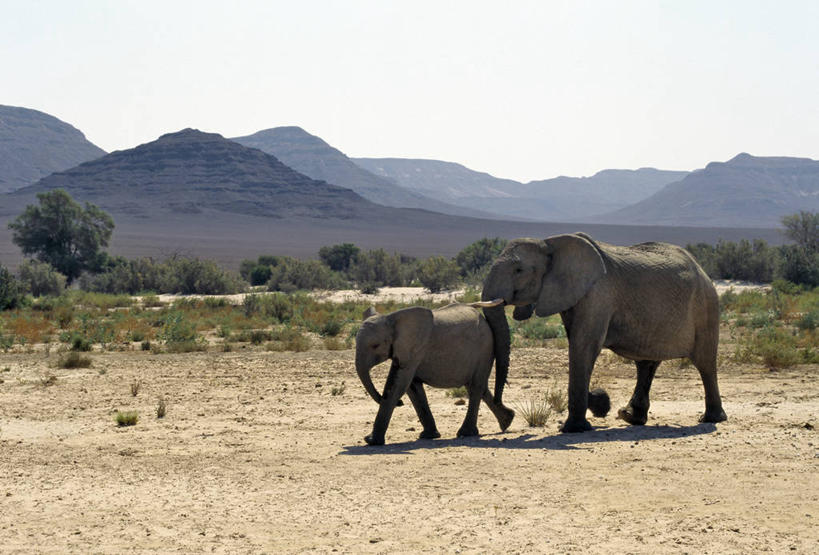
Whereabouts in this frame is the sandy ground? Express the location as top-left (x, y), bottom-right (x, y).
top-left (0, 338), bottom-right (816, 553)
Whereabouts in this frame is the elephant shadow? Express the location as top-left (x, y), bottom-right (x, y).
top-left (339, 422), bottom-right (717, 456)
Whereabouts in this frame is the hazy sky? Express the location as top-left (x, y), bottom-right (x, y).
top-left (3, 0), bottom-right (818, 182)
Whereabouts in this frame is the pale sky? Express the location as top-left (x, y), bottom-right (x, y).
top-left (3, 0), bottom-right (818, 182)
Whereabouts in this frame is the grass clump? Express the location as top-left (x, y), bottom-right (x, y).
top-left (516, 399), bottom-right (552, 427)
top-left (546, 386), bottom-right (568, 413)
top-left (130, 379), bottom-right (141, 397)
top-left (330, 382), bottom-right (346, 396)
top-left (323, 336), bottom-right (346, 350)
top-left (115, 411), bottom-right (139, 427)
top-left (58, 351), bottom-right (92, 369)
top-left (156, 398), bottom-right (167, 418)
top-left (446, 386), bottom-right (469, 398)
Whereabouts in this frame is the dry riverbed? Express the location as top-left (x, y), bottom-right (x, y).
top-left (0, 342), bottom-right (816, 553)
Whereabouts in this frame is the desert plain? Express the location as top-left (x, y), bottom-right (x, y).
top-left (0, 300), bottom-right (817, 553)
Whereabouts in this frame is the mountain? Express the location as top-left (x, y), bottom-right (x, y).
top-left (353, 158), bottom-right (686, 222)
top-left (3, 128), bottom-right (377, 219)
top-left (231, 127), bottom-right (496, 219)
top-left (0, 105), bottom-right (106, 193)
top-left (0, 131), bottom-right (785, 271)
top-left (596, 153), bottom-right (819, 228)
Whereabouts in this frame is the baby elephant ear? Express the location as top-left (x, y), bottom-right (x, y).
top-left (362, 306), bottom-right (378, 320)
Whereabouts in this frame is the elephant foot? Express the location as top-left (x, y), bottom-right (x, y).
top-left (587, 388), bottom-right (611, 418)
top-left (497, 406), bottom-right (515, 431)
top-left (364, 433), bottom-right (385, 446)
top-left (419, 429), bottom-right (441, 440)
top-left (617, 405), bottom-right (648, 426)
top-left (560, 418), bottom-right (592, 433)
top-left (456, 424), bottom-right (479, 437)
top-left (700, 407), bottom-right (727, 423)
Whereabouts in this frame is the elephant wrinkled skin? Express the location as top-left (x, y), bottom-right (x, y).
top-left (355, 304), bottom-right (515, 446)
top-left (482, 232), bottom-right (727, 433)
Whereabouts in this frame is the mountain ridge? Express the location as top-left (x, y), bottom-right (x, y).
top-left (0, 104), bottom-right (106, 193)
top-left (594, 153), bottom-right (819, 228)
top-left (231, 126), bottom-right (499, 219)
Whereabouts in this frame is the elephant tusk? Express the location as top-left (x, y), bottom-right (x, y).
top-left (469, 298), bottom-right (505, 308)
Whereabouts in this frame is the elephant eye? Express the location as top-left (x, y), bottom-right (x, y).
top-left (515, 267), bottom-right (523, 274)
top-left (372, 343), bottom-right (379, 349)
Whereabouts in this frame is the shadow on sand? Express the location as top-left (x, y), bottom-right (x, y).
top-left (340, 422), bottom-right (717, 456)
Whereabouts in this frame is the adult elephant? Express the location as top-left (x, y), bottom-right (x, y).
top-left (481, 232), bottom-right (727, 433)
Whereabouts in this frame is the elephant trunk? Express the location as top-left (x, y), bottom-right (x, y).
top-left (355, 356), bottom-right (383, 405)
top-left (482, 268), bottom-right (511, 405)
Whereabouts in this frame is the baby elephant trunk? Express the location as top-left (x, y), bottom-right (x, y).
top-left (355, 357), bottom-right (383, 405)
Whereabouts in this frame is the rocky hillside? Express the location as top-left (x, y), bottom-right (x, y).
top-left (4, 129), bottom-right (376, 219)
top-left (0, 105), bottom-right (106, 193)
top-left (232, 127), bottom-right (495, 219)
top-left (596, 153), bottom-right (819, 227)
top-left (354, 157), bottom-right (686, 221)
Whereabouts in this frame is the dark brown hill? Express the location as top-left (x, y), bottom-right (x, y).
top-left (597, 153), bottom-right (819, 227)
top-left (0, 105), bottom-right (106, 193)
top-left (4, 128), bottom-right (376, 219)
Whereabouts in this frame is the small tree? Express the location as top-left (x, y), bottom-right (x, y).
top-left (417, 256), bottom-right (460, 293)
top-left (456, 237), bottom-right (508, 277)
top-left (782, 211), bottom-right (818, 254)
top-left (318, 243), bottom-right (360, 272)
top-left (8, 189), bottom-right (114, 283)
top-left (0, 265), bottom-right (25, 310)
top-left (17, 259), bottom-right (67, 297)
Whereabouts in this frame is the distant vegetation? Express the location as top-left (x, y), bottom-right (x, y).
top-left (686, 211), bottom-right (818, 287)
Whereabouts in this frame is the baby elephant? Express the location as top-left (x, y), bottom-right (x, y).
top-left (355, 302), bottom-right (515, 446)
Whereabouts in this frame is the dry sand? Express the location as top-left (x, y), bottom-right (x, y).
top-left (1, 339), bottom-right (816, 553)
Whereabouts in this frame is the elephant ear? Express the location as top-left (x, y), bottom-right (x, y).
top-left (535, 234), bottom-right (606, 317)
top-left (513, 304), bottom-right (535, 321)
top-left (387, 307), bottom-right (434, 368)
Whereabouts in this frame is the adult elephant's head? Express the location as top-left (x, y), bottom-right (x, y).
top-left (355, 307), bottom-right (433, 405)
top-left (481, 233), bottom-right (607, 403)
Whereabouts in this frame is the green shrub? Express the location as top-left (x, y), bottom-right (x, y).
top-left (158, 311), bottom-right (200, 347)
top-left (319, 243), bottom-right (360, 272)
top-left (266, 257), bottom-right (345, 292)
top-left (456, 237), bottom-right (508, 279)
top-left (797, 310), bottom-right (819, 331)
top-left (162, 256), bottom-right (245, 295)
top-left (115, 411), bottom-right (139, 427)
top-left (320, 320), bottom-right (343, 337)
top-left (69, 333), bottom-right (93, 352)
top-left (17, 260), bottom-right (66, 297)
top-left (0, 265), bottom-right (25, 311)
top-left (350, 249), bottom-right (406, 289)
top-left (58, 351), bottom-right (92, 369)
top-left (515, 319), bottom-right (565, 340)
top-left (417, 256), bottom-right (460, 293)
top-left (446, 386), bottom-right (468, 398)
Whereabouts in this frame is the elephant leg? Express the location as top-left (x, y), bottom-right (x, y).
top-left (457, 381), bottom-right (484, 437)
top-left (482, 389), bottom-right (515, 431)
top-left (365, 362), bottom-right (415, 446)
top-left (561, 319), bottom-right (606, 433)
top-left (692, 337), bottom-right (727, 423)
top-left (618, 360), bottom-right (660, 425)
top-left (406, 379), bottom-right (440, 439)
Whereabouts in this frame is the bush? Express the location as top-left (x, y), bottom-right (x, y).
top-left (779, 245), bottom-right (819, 287)
top-left (58, 351), bottom-right (92, 369)
top-left (350, 249), bottom-right (406, 290)
top-left (162, 256), bottom-right (245, 295)
top-left (115, 411), bottom-right (138, 427)
top-left (318, 243), bottom-right (360, 272)
top-left (17, 260), bottom-right (66, 297)
top-left (266, 258), bottom-right (345, 292)
top-left (456, 237), bottom-right (508, 278)
top-left (417, 256), bottom-right (460, 293)
top-left (0, 265), bottom-right (25, 311)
